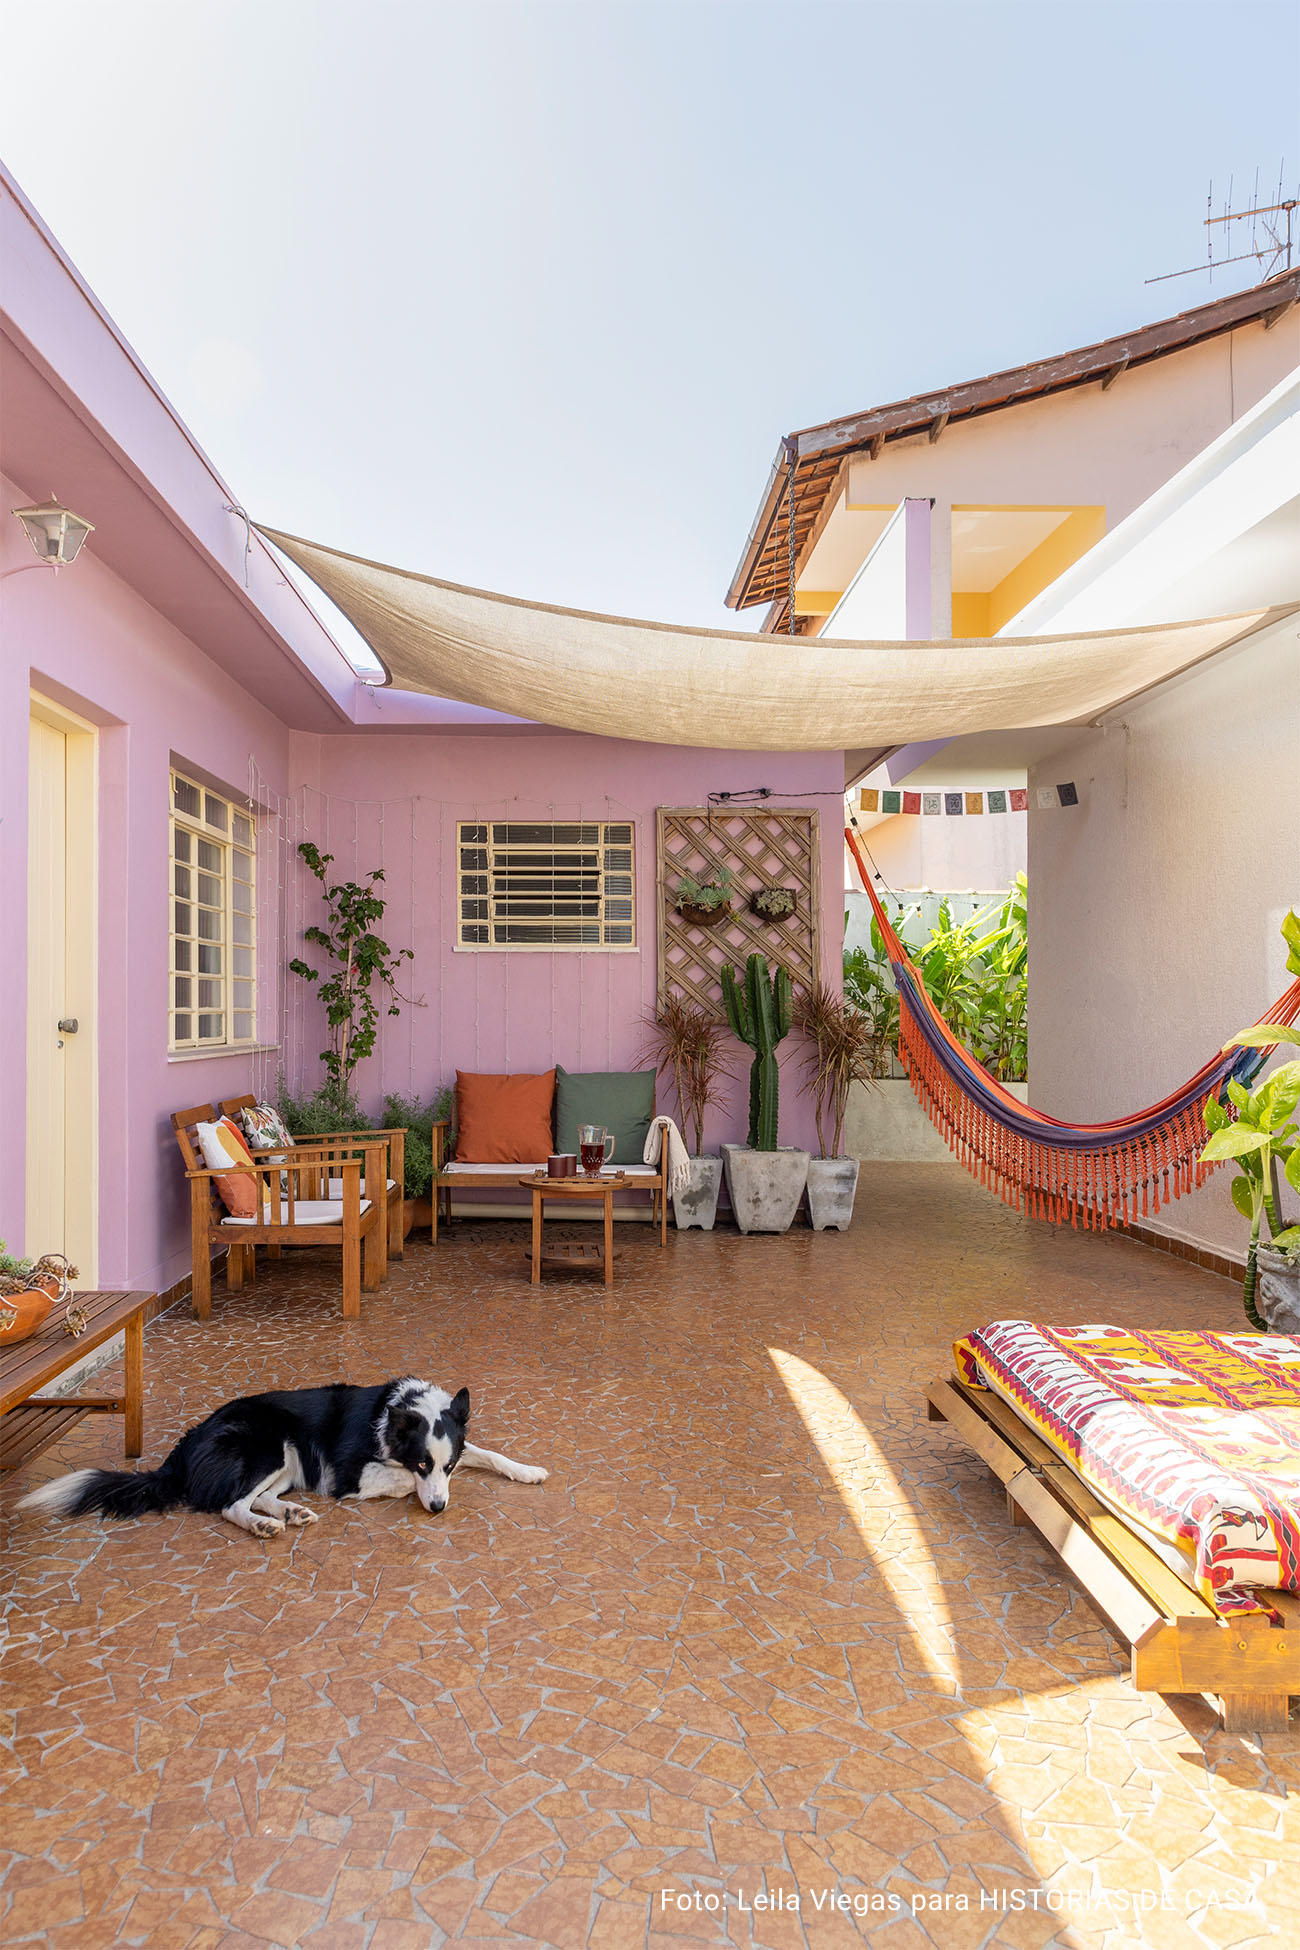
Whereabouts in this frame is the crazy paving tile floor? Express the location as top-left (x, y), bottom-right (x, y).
top-left (2, 1162), bottom-right (1298, 1950)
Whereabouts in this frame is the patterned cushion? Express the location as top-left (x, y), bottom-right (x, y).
top-left (195, 1119), bottom-right (267, 1217)
top-left (237, 1101), bottom-right (295, 1152)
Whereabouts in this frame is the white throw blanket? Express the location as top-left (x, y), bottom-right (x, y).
top-left (644, 1115), bottom-right (691, 1198)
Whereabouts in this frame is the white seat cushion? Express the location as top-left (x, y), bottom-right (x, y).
top-left (327, 1176), bottom-right (396, 1197)
top-left (222, 1198), bottom-right (372, 1227)
top-left (439, 1161), bottom-right (659, 1178)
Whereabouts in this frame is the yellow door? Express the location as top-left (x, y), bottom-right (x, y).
top-left (26, 701), bottom-right (97, 1282)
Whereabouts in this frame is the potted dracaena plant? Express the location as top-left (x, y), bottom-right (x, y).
top-left (796, 983), bottom-right (882, 1229)
top-left (639, 995), bottom-right (734, 1230)
top-left (1200, 910), bottom-right (1300, 1330)
top-left (719, 953), bottom-right (809, 1233)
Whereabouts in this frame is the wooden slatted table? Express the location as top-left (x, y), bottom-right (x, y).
top-left (0, 1290), bottom-right (151, 1472)
top-left (519, 1174), bottom-right (630, 1288)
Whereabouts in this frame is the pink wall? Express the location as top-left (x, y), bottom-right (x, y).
top-left (1, 468), bottom-right (292, 1297)
top-left (278, 732), bottom-right (845, 1160)
top-left (2, 491), bottom-right (844, 1296)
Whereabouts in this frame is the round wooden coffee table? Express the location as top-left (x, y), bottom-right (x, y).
top-left (518, 1173), bottom-right (631, 1288)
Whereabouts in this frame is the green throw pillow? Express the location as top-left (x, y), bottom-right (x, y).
top-left (554, 1066), bottom-right (656, 1168)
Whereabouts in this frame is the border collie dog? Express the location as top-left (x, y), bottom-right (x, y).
top-left (16, 1378), bottom-right (547, 1537)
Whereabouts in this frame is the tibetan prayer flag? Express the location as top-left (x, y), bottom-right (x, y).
top-left (987, 789), bottom-right (1007, 813)
top-left (1036, 786), bottom-right (1058, 809)
top-left (1057, 781), bottom-right (1079, 806)
top-left (966, 792), bottom-right (983, 815)
top-left (944, 792), bottom-right (963, 816)
top-left (859, 788), bottom-right (879, 813)
top-left (1009, 788), bottom-right (1028, 811)
top-left (881, 789), bottom-right (901, 815)
top-left (922, 793), bottom-right (941, 816)
top-left (902, 791), bottom-right (921, 814)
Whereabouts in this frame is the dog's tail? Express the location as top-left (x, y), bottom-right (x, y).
top-left (17, 1458), bottom-right (183, 1522)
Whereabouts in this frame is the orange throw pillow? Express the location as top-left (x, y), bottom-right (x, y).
top-left (455, 1070), bottom-right (555, 1164)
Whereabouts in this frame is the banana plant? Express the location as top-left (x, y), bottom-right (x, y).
top-left (1201, 909), bottom-right (1300, 1327)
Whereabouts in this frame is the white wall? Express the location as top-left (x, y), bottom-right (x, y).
top-left (1028, 618), bottom-right (1300, 1259)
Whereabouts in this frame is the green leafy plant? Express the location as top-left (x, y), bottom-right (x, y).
top-left (796, 983), bottom-right (882, 1158)
top-left (843, 878), bottom-right (1028, 1082)
top-left (383, 1088), bottom-right (454, 1200)
top-left (676, 867), bottom-right (734, 912)
top-left (1201, 910), bottom-right (1300, 1326)
top-left (289, 842), bottom-right (418, 1101)
top-left (277, 1078), bottom-right (369, 1138)
top-left (638, 994), bottom-right (735, 1157)
top-left (720, 953), bottom-right (793, 1151)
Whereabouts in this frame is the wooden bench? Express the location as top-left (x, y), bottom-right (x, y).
top-left (172, 1104), bottom-right (389, 1320)
top-left (1, 1289), bottom-right (151, 1472)
top-left (219, 1097), bottom-right (408, 1261)
top-left (434, 1147), bottom-right (669, 1246)
top-left (928, 1372), bottom-right (1300, 1734)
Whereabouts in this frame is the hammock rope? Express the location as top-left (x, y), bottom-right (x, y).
top-left (845, 824), bottom-right (1300, 1230)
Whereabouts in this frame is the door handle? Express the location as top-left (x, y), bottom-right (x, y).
top-left (58, 1018), bottom-right (79, 1034)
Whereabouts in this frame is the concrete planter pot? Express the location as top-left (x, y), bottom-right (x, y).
top-left (806, 1157), bottom-right (860, 1231)
top-left (721, 1144), bottom-right (809, 1235)
top-left (1257, 1246), bottom-right (1300, 1334)
top-left (673, 1155), bottom-right (724, 1231)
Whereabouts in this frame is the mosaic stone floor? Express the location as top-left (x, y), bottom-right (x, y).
top-left (2, 1163), bottom-right (1297, 1949)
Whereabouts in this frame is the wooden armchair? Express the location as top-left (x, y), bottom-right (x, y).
top-left (172, 1104), bottom-right (389, 1320)
top-left (219, 1095), bottom-right (408, 1261)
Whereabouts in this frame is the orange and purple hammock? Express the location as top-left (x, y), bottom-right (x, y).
top-left (845, 825), bottom-right (1300, 1231)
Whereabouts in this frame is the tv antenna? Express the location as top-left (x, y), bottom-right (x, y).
top-left (1147, 167), bottom-right (1297, 287)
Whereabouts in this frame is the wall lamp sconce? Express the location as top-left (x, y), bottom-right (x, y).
top-left (2, 498), bottom-right (95, 579)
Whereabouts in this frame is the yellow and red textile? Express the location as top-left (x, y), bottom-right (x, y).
top-left (955, 1321), bottom-right (1300, 1616)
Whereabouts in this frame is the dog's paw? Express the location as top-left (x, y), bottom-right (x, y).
top-left (515, 1465), bottom-right (549, 1485)
top-left (282, 1502), bottom-right (319, 1527)
top-left (250, 1515), bottom-right (285, 1538)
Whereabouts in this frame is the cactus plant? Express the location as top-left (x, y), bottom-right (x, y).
top-left (720, 953), bottom-right (793, 1151)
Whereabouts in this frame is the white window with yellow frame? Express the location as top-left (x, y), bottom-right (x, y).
top-left (169, 769), bottom-right (257, 1050)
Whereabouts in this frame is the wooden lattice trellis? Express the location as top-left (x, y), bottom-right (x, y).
top-left (656, 806), bottom-right (821, 1017)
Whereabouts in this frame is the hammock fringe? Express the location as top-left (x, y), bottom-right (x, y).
top-left (846, 825), bottom-right (1300, 1232)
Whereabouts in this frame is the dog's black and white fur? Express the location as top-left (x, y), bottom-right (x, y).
top-left (16, 1378), bottom-right (547, 1537)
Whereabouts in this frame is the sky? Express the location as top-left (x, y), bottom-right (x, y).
top-left (1, 0), bottom-right (1298, 648)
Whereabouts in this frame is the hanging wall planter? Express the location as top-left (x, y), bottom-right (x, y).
top-left (674, 868), bottom-right (734, 931)
top-left (750, 886), bottom-right (798, 923)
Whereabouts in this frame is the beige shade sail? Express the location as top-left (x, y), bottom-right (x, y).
top-left (260, 527), bottom-right (1291, 751)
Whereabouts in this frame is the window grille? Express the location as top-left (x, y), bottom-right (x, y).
top-left (169, 769), bottom-right (257, 1048)
top-left (457, 821), bottom-right (635, 949)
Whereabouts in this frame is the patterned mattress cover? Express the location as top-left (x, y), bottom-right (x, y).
top-left (954, 1322), bottom-right (1300, 1616)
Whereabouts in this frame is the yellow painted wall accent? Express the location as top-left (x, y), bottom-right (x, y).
top-left (950, 592), bottom-right (991, 637)
top-left (794, 590), bottom-right (842, 614)
top-left (986, 506), bottom-right (1105, 634)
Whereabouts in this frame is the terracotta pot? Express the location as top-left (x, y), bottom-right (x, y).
top-left (406, 1196), bottom-right (435, 1233)
top-left (677, 900), bottom-right (731, 930)
top-left (0, 1278), bottom-right (58, 1343)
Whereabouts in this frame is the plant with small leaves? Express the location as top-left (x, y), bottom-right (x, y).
top-left (289, 842), bottom-right (418, 1099)
top-left (1200, 909), bottom-right (1300, 1327)
top-left (720, 953), bottom-right (793, 1151)
top-left (384, 1087), bottom-right (454, 1200)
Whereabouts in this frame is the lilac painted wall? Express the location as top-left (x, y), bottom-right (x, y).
top-left (278, 732), bottom-right (845, 1160)
top-left (1, 467), bottom-right (293, 1297)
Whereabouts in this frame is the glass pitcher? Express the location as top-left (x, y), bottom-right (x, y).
top-left (578, 1125), bottom-right (615, 1174)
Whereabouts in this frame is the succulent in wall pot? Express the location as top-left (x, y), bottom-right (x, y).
top-left (750, 885), bottom-right (798, 923)
top-left (674, 868), bottom-right (734, 929)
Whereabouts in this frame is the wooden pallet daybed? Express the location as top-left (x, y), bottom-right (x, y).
top-left (928, 1372), bottom-right (1300, 1734)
